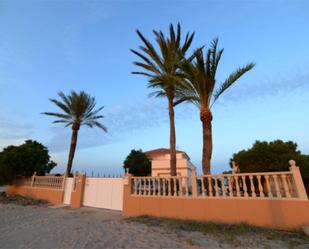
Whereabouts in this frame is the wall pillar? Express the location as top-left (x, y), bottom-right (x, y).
top-left (289, 160), bottom-right (308, 200)
top-left (70, 174), bottom-right (86, 208)
top-left (122, 173), bottom-right (132, 213)
top-left (191, 168), bottom-right (198, 197)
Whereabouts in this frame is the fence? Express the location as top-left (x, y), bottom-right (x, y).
top-left (32, 175), bottom-right (65, 189)
top-left (8, 173), bottom-right (66, 204)
top-left (6, 160), bottom-right (309, 229)
top-left (14, 174), bottom-right (65, 189)
top-left (131, 172), bottom-right (297, 199)
top-left (124, 160), bottom-right (309, 229)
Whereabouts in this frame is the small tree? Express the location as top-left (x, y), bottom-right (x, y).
top-left (0, 140), bottom-right (57, 183)
top-left (123, 149), bottom-right (151, 176)
top-left (231, 139), bottom-right (309, 192)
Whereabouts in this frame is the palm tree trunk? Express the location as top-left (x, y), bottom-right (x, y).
top-left (66, 127), bottom-right (79, 175)
top-left (168, 96), bottom-right (177, 176)
top-left (201, 108), bottom-right (213, 174)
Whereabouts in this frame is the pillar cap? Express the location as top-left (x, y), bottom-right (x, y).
top-left (289, 160), bottom-right (296, 167)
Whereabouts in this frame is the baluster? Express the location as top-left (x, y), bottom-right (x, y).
top-left (178, 177), bottom-right (183, 196)
top-left (207, 176), bottom-right (213, 196)
top-left (148, 177), bottom-right (151, 195)
top-left (185, 177), bottom-right (189, 196)
top-left (163, 178), bottom-right (166, 196)
top-left (264, 175), bottom-right (272, 198)
top-left (173, 177), bottom-right (177, 197)
top-left (257, 175), bottom-right (265, 197)
top-left (168, 178), bottom-right (171, 196)
top-left (235, 176), bottom-right (240, 197)
top-left (178, 177), bottom-right (181, 196)
top-left (222, 176), bottom-right (226, 197)
top-left (137, 179), bottom-right (140, 195)
top-left (157, 177), bottom-right (161, 196)
top-left (201, 177), bottom-right (205, 196)
top-left (242, 176), bottom-right (248, 197)
top-left (153, 178), bottom-right (156, 196)
top-left (287, 175), bottom-right (296, 197)
top-left (282, 175), bottom-right (291, 198)
top-left (151, 177), bottom-right (154, 196)
top-left (143, 178), bottom-right (146, 195)
top-left (148, 178), bottom-right (151, 195)
top-left (214, 176), bottom-right (219, 196)
top-left (273, 175), bottom-right (281, 198)
top-left (228, 176), bottom-right (232, 197)
top-left (134, 178), bottom-right (137, 195)
top-left (249, 176), bottom-right (256, 197)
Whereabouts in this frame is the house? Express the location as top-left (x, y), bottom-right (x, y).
top-left (144, 148), bottom-right (196, 177)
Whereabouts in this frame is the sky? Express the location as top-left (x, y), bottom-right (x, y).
top-left (0, 0), bottom-right (309, 175)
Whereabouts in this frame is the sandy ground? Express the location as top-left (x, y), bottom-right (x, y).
top-left (0, 186), bottom-right (7, 192)
top-left (0, 204), bottom-right (308, 249)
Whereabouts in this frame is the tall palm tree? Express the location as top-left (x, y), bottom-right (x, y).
top-left (176, 38), bottom-right (255, 174)
top-left (42, 91), bottom-right (107, 175)
top-left (131, 23), bottom-right (194, 176)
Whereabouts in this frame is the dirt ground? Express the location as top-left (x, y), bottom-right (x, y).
top-left (0, 204), bottom-right (308, 249)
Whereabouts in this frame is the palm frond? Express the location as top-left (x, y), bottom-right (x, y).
top-left (131, 23), bottom-right (195, 101)
top-left (41, 112), bottom-right (71, 119)
top-left (49, 99), bottom-right (71, 115)
top-left (43, 91), bottom-right (107, 133)
top-left (92, 121), bottom-right (108, 132)
top-left (211, 62), bottom-right (255, 106)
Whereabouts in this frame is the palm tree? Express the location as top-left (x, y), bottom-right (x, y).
top-left (131, 23), bottom-right (194, 176)
top-left (42, 91), bottom-right (107, 175)
top-left (176, 38), bottom-right (255, 174)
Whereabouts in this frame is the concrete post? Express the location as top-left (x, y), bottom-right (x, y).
top-left (70, 174), bottom-right (86, 208)
top-left (289, 160), bottom-right (308, 200)
top-left (61, 173), bottom-right (67, 203)
top-left (122, 174), bottom-right (132, 213)
top-left (191, 167), bottom-right (198, 197)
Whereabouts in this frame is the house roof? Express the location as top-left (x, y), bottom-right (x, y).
top-left (144, 148), bottom-right (189, 159)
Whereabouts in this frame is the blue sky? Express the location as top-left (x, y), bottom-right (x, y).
top-left (0, 0), bottom-right (309, 175)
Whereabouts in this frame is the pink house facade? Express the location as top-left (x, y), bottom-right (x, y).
top-left (144, 148), bottom-right (196, 177)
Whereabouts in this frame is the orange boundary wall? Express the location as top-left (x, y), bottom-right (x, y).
top-left (123, 180), bottom-right (309, 230)
top-left (7, 185), bottom-right (64, 205)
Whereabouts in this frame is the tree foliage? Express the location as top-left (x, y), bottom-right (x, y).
top-left (42, 91), bottom-right (107, 132)
top-left (175, 39), bottom-right (255, 109)
top-left (0, 140), bottom-right (57, 183)
top-left (42, 90), bottom-right (107, 175)
top-left (131, 23), bottom-right (194, 100)
top-left (123, 149), bottom-right (151, 176)
top-left (231, 140), bottom-right (309, 191)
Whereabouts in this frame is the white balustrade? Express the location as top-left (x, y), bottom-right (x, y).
top-left (130, 167), bottom-right (301, 200)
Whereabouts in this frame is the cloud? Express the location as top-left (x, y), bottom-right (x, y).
top-left (0, 119), bottom-right (33, 140)
top-left (220, 71), bottom-right (309, 103)
top-left (0, 119), bottom-right (33, 150)
top-left (46, 100), bottom-right (194, 152)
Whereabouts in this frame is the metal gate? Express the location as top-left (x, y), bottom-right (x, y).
top-left (82, 177), bottom-right (123, 211)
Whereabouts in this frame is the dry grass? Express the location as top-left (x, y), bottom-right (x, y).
top-left (0, 192), bottom-right (49, 206)
top-left (126, 216), bottom-right (309, 248)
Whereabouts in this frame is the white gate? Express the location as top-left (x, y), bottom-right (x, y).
top-left (63, 177), bottom-right (74, 205)
top-left (82, 177), bottom-right (123, 211)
